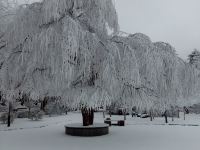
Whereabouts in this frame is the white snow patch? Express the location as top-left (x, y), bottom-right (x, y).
top-left (1, 113), bottom-right (200, 150)
top-left (111, 0), bottom-right (116, 6)
top-left (105, 22), bottom-right (114, 36)
top-left (117, 31), bottom-right (130, 37)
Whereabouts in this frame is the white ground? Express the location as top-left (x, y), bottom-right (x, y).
top-left (1, 112), bottom-right (200, 150)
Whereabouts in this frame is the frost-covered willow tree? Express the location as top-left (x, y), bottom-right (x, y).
top-left (0, 0), bottom-right (17, 103)
top-left (0, 0), bottom-right (200, 113)
top-left (0, 0), bottom-right (34, 101)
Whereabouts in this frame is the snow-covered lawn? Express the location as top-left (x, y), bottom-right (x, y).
top-left (1, 112), bottom-right (200, 150)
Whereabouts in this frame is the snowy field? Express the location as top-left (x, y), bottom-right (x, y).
top-left (1, 112), bottom-right (200, 150)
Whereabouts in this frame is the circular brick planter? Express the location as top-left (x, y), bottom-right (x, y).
top-left (65, 123), bottom-right (109, 137)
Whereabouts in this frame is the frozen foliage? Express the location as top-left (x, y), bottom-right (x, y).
top-left (40, 0), bottom-right (118, 38)
top-left (0, 0), bottom-right (200, 113)
top-left (188, 49), bottom-right (200, 70)
top-left (0, 0), bottom-right (18, 36)
top-left (0, 112), bottom-right (15, 124)
top-left (29, 109), bottom-right (44, 121)
top-left (107, 34), bottom-right (200, 112)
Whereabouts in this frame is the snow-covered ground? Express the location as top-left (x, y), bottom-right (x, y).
top-left (1, 112), bottom-right (200, 150)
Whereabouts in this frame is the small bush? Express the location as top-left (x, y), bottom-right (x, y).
top-left (16, 111), bottom-right (29, 118)
top-left (0, 113), bottom-right (15, 124)
top-left (0, 105), bottom-right (8, 113)
top-left (29, 110), bottom-right (45, 121)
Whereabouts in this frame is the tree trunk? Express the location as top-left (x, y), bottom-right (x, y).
top-left (7, 102), bottom-right (12, 127)
top-left (109, 108), bottom-right (111, 117)
top-left (90, 108), bottom-right (94, 125)
top-left (163, 110), bottom-right (168, 124)
top-left (152, 114), bottom-right (155, 120)
top-left (28, 107), bottom-right (31, 118)
top-left (184, 111), bottom-right (186, 120)
top-left (123, 110), bottom-right (126, 120)
top-left (165, 115), bottom-right (168, 123)
top-left (150, 110), bottom-right (153, 121)
top-left (171, 109), bottom-right (174, 122)
top-left (124, 113), bottom-right (126, 120)
top-left (7, 113), bottom-right (10, 127)
top-left (103, 111), bottom-right (105, 118)
top-left (177, 109), bottom-right (180, 118)
top-left (81, 107), bottom-right (94, 126)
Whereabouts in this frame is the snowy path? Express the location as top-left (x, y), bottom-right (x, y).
top-left (1, 113), bottom-right (200, 150)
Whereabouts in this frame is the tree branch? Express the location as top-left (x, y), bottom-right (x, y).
top-left (0, 44), bottom-right (6, 50)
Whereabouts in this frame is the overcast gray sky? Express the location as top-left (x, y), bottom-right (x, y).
top-left (115, 0), bottom-right (200, 60)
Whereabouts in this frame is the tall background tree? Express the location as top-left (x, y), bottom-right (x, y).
top-left (188, 49), bottom-right (200, 70)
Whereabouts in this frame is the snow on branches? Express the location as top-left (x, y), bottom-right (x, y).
top-left (0, 0), bottom-right (200, 113)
